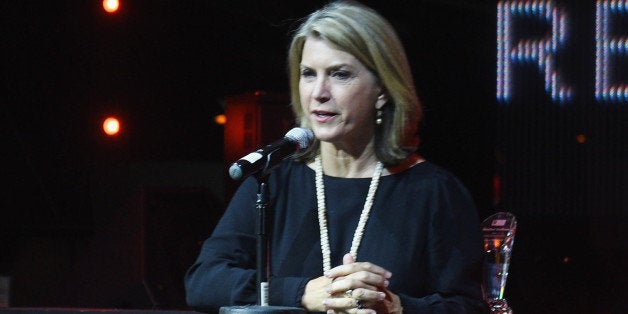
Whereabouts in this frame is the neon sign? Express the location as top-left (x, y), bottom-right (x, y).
top-left (497, 1), bottom-right (628, 104)
top-left (596, 1), bottom-right (628, 102)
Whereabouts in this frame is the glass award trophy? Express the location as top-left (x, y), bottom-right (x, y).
top-left (482, 212), bottom-right (517, 314)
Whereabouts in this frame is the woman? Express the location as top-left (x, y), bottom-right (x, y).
top-left (185, 1), bottom-right (487, 313)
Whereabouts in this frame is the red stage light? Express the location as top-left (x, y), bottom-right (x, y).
top-left (102, 0), bottom-right (120, 13)
top-left (214, 114), bottom-right (227, 125)
top-left (576, 134), bottom-right (587, 144)
top-left (102, 117), bottom-right (121, 136)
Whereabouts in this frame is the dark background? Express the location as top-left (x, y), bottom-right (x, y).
top-left (1, 0), bottom-right (625, 313)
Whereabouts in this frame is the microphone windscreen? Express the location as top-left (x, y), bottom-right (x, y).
top-left (285, 128), bottom-right (314, 149)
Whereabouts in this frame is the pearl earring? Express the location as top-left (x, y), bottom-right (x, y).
top-left (376, 109), bottom-right (383, 125)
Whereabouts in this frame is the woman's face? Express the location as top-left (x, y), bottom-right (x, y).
top-left (299, 37), bottom-right (386, 149)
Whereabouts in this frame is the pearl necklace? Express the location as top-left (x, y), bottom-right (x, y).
top-left (315, 156), bottom-right (384, 272)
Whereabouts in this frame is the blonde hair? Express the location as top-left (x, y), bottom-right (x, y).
top-left (288, 0), bottom-right (422, 166)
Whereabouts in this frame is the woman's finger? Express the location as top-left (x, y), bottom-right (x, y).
top-left (328, 278), bottom-right (378, 296)
top-left (348, 288), bottom-right (386, 302)
top-left (323, 296), bottom-right (376, 314)
top-left (326, 261), bottom-right (392, 279)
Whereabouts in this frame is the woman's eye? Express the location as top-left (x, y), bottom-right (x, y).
top-left (300, 68), bottom-right (315, 78)
top-left (331, 70), bottom-right (352, 80)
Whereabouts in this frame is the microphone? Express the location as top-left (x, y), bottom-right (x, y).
top-left (228, 127), bottom-right (314, 180)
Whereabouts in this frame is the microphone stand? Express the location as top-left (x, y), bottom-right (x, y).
top-left (220, 152), bottom-right (305, 314)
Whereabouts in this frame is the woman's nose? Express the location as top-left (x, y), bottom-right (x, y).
top-left (312, 76), bottom-right (331, 103)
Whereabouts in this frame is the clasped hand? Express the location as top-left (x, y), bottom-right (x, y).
top-left (301, 253), bottom-right (401, 313)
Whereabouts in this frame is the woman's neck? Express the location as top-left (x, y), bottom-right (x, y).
top-left (308, 141), bottom-right (425, 178)
top-left (317, 141), bottom-right (380, 178)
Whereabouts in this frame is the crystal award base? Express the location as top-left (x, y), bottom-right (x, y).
top-left (482, 212), bottom-right (517, 314)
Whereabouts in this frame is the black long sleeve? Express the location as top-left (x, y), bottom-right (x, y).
top-left (185, 160), bottom-right (487, 313)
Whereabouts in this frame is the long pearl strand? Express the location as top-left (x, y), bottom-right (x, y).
top-left (315, 156), bottom-right (384, 272)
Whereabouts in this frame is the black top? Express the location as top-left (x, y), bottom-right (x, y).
top-left (185, 159), bottom-right (487, 313)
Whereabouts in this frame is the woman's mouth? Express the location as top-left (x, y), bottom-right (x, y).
top-left (312, 110), bottom-right (338, 123)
